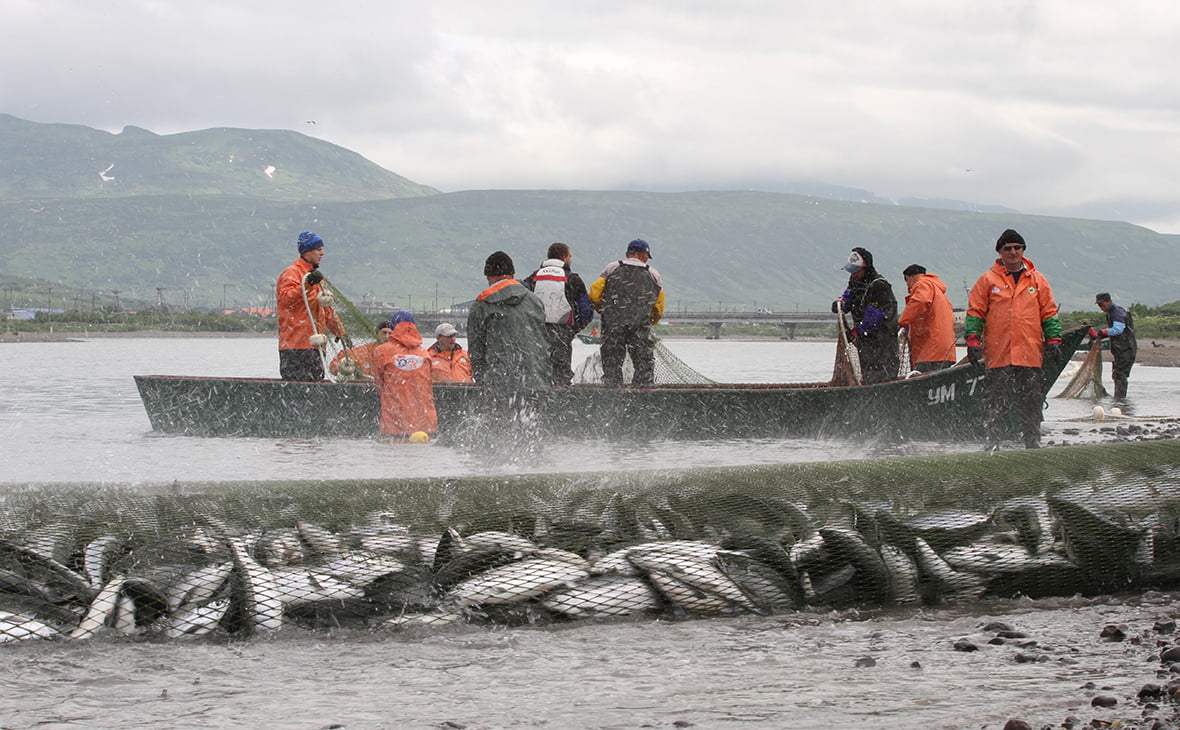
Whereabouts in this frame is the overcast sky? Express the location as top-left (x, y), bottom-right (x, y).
top-left (5, 1), bottom-right (1180, 232)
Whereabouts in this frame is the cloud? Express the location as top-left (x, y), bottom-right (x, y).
top-left (4, 0), bottom-right (1180, 231)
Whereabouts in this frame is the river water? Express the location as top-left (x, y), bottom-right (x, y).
top-left (2, 337), bottom-right (1180, 729)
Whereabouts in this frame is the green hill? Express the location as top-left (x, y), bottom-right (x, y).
top-left (2, 115), bottom-right (1177, 313)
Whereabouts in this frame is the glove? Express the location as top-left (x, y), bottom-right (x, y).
top-left (847, 327), bottom-right (860, 340)
top-left (305, 270), bottom-right (324, 286)
top-left (1087, 327), bottom-right (1098, 339)
top-left (965, 334), bottom-right (982, 366)
top-left (1045, 338), bottom-right (1063, 364)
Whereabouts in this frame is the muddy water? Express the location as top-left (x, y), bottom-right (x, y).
top-left (2, 593), bottom-right (1177, 729)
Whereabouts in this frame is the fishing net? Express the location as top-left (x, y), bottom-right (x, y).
top-left (572, 335), bottom-right (718, 385)
top-left (1056, 338), bottom-right (1108, 400)
top-left (316, 277), bottom-right (393, 383)
top-left (4, 439), bottom-right (1180, 644)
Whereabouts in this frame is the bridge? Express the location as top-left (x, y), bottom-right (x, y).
top-left (662, 311), bottom-right (839, 339)
top-left (403, 309), bottom-right (839, 340)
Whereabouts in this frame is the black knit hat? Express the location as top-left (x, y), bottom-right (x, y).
top-left (484, 251), bottom-right (515, 277)
top-left (995, 229), bottom-right (1026, 251)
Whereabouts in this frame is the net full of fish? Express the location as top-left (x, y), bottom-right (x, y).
top-left (3, 439), bottom-right (1180, 644)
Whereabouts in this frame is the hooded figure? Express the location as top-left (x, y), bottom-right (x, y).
top-left (898, 264), bottom-right (958, 371)
top-left (467, 252), bottom-right (550, 392)
top-left (833, 247), bottom-right (900, 384)
top-left (372, 312), bottom-right (438, 437)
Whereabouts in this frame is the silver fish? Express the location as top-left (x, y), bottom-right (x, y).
top-left (296, 521), bottom-right (346, 557)
top-left (165, 562), bottom-right (233, 613)
top-left (322, 550), bottom-right (407, 588)
top-left (445, 557), bottom-right (589, 607)
top-left (229, 538), bottom-right (284, 633)
top-left (270, 567), bottom-right (366, 607)
top-left (627, 548), bottom-right (758, 614)
top-left (164, 597), bottom-right (230, 639)
top-left (878, 544), bottom-right (921, 605)
top-left (540, 574), bottom-right (662, 617)
top-left (913, 537), bottom-right (986, 601)
top-left (462, 531), bottom-right (540, 557)
top-left (82, 535), bottom-right (126, 592)
top-left (0, 611), bottom-right (61, 643)
top-left (70, 575), bottom-right (127, 641)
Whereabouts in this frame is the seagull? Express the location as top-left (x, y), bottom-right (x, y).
top-left (305, 120), bottom-right (316, 125)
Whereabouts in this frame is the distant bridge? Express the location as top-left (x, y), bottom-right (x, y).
top-left (662, 311), bottom-right (839, 339)
top-left (405, 310), bottom-right (839, 339)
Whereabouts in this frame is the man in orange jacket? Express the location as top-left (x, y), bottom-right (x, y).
top-left (965, 229), bottom-right (1062, 450)
top-left (372, 311), bottom-right (437, 438)
top-left (898, 264), bottom-right (957, 372)
top-left (427, 322), bottom-right (474, 383)
top-left (329, 320), bottom-right (394, 380)
top-left (275, 231), bottom-right (342, 381)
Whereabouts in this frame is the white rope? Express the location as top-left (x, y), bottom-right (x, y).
top-left (302, 272), bottom-right (345, 383)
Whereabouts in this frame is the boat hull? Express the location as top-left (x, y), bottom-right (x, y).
top-left (134, 328), bottom-right (1085, 440)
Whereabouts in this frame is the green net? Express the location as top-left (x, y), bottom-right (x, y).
top-left (3, 440), bottom-right (1180, 643)
top-left (572, 335), bottom-right (718, 385)
top-left (317, 277), bottom-right (390, 382)
top-left (1056, 338), bottom-right (1109, 400)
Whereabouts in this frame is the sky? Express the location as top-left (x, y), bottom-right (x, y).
top-left (5, 0), bottom-right (1180, 233)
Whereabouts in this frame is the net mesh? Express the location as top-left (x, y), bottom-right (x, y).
top-left (1056, 338), bottom-right (1109, 400)
top-left (317, 277), bottom-right (389, 382)
top-left (572, 335), bottom-right (717, 385)
top-left (3, 439), bottom-right (1179, 643)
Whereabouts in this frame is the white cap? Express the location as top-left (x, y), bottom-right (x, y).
top-left (435, 322), bottom-right (458, 337)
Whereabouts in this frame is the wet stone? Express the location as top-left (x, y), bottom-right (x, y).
top-left (1155, 619), bottom-right (1177, 634)
top-left (1091, 695), bottom-right (1118, 708)
top-left (1100, 625), bottom-right (1127, 641)
top-left (854, 656), bottom-right (877, 667)
top-left (997, 630), bottom-right (1029, 639)
top-left (954, 639), bottom-right (979, 652)
top-left (1159, 646), bottom-right (1180, 663)
top-left (1139, 683), bottom-right (1166, 701)
top-left (1002, 720), bottom-right (1033, 730)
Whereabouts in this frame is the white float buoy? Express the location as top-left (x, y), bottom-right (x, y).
top-left (308, 333), bottom-right (328, 347)
top-left (1110, 407), bottom-right (1123, 417)
top-left (1093, 405), bottom-right (1105, 421)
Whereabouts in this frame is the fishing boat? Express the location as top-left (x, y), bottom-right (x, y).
top-left (133, 327), bottom-right (1087, 441)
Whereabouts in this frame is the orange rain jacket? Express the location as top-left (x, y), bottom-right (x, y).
top-left (898, 272), bottom-right (957, 365)
top-left (276, 258), bottom-right (341, 351)
top-left (427, 342), bottom-right (474, 382)
top-left (372, 321), bottom-right (437, 436)
top-left (329, 341), bottom-right (381, 378)
top-left (965, 257), bottom-right (1061, 369)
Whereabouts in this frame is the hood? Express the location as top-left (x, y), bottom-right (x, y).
top-left (477, 279), bottom-right (533, 306)
top-left (541, 258), bottom-right (566, 269)
top-left (919, 273), bottom-right (948, 294)
top-left (389, 321), bottom-right (423, 348)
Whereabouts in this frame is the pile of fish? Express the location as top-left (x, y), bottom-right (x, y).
top-left (3, 471), bottom-right (1180, 644)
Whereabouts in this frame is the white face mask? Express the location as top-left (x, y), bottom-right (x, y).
top-left (842, 251), bottom-right (865, 273)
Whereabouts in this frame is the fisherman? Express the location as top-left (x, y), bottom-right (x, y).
top-left (275, 231), bottom-right (343, 381)
top-left (466, 251), bottom-right (549, 395)
top-left (1090, 292), bottom-right (1137, 400)
top-left (329, 320), bottom-right (393, 380)
top-left (965, 229), bottom-right (1062, 450)
top-left (832, 247), bottom-right (899, 384)
top-left (427, 322), bottom-right (474, 383)
top-left (589, 238), bottom-right (665, 388)
top-left (371, 311), bottom-right (437, 438)
top-left (522, 242), bottom-right (594, 386)
top-left (898, 264), bottom-right (957, 372)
